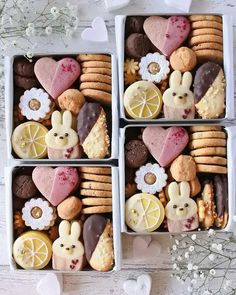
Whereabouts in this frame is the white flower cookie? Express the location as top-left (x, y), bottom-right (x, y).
top-left (139, 52), bottom-right (170, 83)
top-left (19, 88), bottom-right (52, 121)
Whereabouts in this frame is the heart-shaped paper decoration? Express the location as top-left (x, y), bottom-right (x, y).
top-left (32, 167), bottom-right (79, 206)
top-left (105, 0), bottom-right (130, 11)
top-left (81, 16), bottom-right (108, 42)
top-left (133, 236), bottom-right (161, 261)
top-left (36, 273), bottom-right (63, 295)
top-left (143, 16), bottom-right (190, 56)
top-left (34, 57), bottom-right (81, 99)
top-left (143, 126), bottom-right (189, 167)
top-left (165, 0), bottom-right (192, 12)
top-left (123, 274), bottom-right (152, 295)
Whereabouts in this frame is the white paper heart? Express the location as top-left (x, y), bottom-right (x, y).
top-left (165, 0), bottom-right (192, 12)
top-left (123, 274), bottom-right (152, 295)
top-left (133, 236), bottom-right (162, 261)
top-left (36, 273), bottom-right (63, 295)
top-left (105, 0), bottom-right (130, 11)
top-left (81, 16), bottom-right (108, 42)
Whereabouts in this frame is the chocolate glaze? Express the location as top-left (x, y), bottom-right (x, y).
top-left (13, 174), bottom-right (38, 199)
top-left (77, 102), bottom-right (102, 143)
top-left (125, 139), bottom-right (149, 169)
top-left (125, 33), bottom-right (151, 59)
top-left (83, 214), bottom-right (107, 261)
top-left (193, 62), bottom-right (221, 103)
top-left (214, 175), bottom-right (228, 217)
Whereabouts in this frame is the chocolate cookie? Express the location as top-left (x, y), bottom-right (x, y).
top-left (214, 175), bottom-right (228, 228)
top-left (125, 16), bottom-right (145, 36)
top-left (14, 74), bottom-right (39, 90)
top-left (13, 175), bottom-right (38, 199)
top-left (14, 58), bottom-right (35, 78)
top-left (125, 139), bottom-right (149, 168)
top-left (125, 33), bottom-right (151, 59)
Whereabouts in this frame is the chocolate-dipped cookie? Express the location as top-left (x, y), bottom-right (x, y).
top-left (125, 139), bottom-right (149, 168)
top-left (14, 58), bottom-right (36, 78)
top-left (125, 33), bottom-right (151, 59)
top-left (83, 214), bottom-right (114, 271)
top-left (13, 175), bottom-right (38, 199)
top-left (77, 103), bottom-right (110, 159)
top-left (214, 175), bottom-right (228, 228)
top-left (193, 62), bottom-right (225, 119)
top-left (125, 16), bottom-right (145, 36)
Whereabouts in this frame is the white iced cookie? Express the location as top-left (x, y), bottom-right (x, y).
top-left (163, 71), bottom-right (195, 119)
top-left (135, 163), bottom-right (167, 194)
top-left (165, 182), bottom-right (199, 233)
top-left (22, 198), bottom-right (57, 230)
top-left (139, 52), bottom-right (170, 83)
top-left (19, 87), bottom-right (52, 121)
top-left (52, 220), bottom-right (85, 271)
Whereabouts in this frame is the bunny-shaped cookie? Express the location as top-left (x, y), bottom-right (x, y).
top-left (52, 220), bottom-right (85, 270)
top-left (165, 181), bottom-right (199, 233)
top-left (163, 71), bottom-right (195, 120)
top-left (45, 110), bottom-right (82, 159)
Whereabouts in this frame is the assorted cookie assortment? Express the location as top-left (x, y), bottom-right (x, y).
top-left (12, 166), bottom-right (114, 271)
top-left (123, 15), bottom-right (226, 120)
top-left (124, 126), bottom-right (228, 233)
top-left (11, 54), bottom-right (112, 159)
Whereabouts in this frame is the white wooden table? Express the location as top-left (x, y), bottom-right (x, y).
top-left (0, 0), bottom-right (236, 294)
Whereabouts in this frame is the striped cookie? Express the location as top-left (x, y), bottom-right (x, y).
top-left (190, 147), bottom-right (226, 157)
top-left (196, 164), bottom-right (227, 174)
top-left (80, 189), bottom-right (112, 198)
top-left (77, 54), bottom-right (111, 62)
top-left (79, 166), bottom-right (111, 175)
top-left (189, 138), bottom-right (226, 149)
top-left (82, 198), bottom-right (112, 206)
top-left (82, 205), bottom-right (112, 214)
top-left (189, 35), bottom-right (223, 46)
top-left (190, 131), bottom-right (226, 140)
top-left (81, 89), bottom-right (112, 105)
top-left (192, 42), bottom-right (223, 51)
top-left (189, 126), bottom-right (222, 133)
top-left (80, 82), bottom-right (112, 93)
top-left (190, 20), bottom-right (222, 30)
top-left (80, 173), bottom-right (112, 183)
top-left (82, 67), bottom-right (112, 76)
top-left (80, 73), bottom-right (111, 85)
top-left (193, 156), bottom-right (227, 166)
top-left (194, 49), bottom-right (223, 64)
top-left (81, 61), bottom-right (111, 69)
top-left (80, 181), bottom-right (112, 191)
top-left (189, 15), bottom-right (222, 23)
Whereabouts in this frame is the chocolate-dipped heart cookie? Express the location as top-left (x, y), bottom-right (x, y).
top-left (83, 214), bottom-right (114, 271)
top-left (194, 62), bottom-right (225, 119)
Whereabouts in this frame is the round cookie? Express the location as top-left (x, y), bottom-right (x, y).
top-left (189, 138), bottom-right (226, 149)
top-left (125, 16), bottom-right (145, 36)
top-left (82, 198), bottom-right (112, 206)
top-left (80, 181), bottom-right (112, 191)
top-left (80, 73), bottom-right (111, 84)
top-left (190, 131), bottom-right (226, 140)
top-left (192, 43), bottom-right (223, 51)
top-left (170, 155), bottom-right (197, 182)
top-left (79, 166), bottom-right (111, 175)
top-left (77, 54), bottom-right (111, 62)
top-left (14, 58), bottom-right (35, 77)
top-left (80, 82), bottom-right (112, 93)
top-left (189, 126), bottom-right (222, 132)
top-left (190, 20), bottom-right (222, 30)
top-left (14, 75), bottom-right (39, 90)
top-left (170, 47), bottom-right (197, 72)
top-left (189, 15), bottom-right (222, 23)
top-left (125, 139), bottom-right (149, 169)
top-left (190, 147), bottom-right (226, 157)
top-left (82, 205), bottom-right (112, 214)
top-left (58, 89), bottom-right (85, 116)
top-left (80, 173), bottom-right (112, 183)
top-left (125, 33), bottom-right (151, 59)
top-left (13, 174), bottom-right (38, 199)
top-left (196, 164), bottom-right (227, 174)
top-left (81, 61), bottom-right (111, 69)
top-left (193, 156), bottom-right (227, 166)
top-left (189, 35), bottom-right (223, 46)
top-left (57, 196), bottom-right (82, 220)
top-left (195, 50), bottom-right (223, 64)
top-left (190, 28), bottom-right (223, 37)
top-left (81, 89), bottom-right (111, 105)
top-left (82, 67), bottom-right (112, 76)
top-left (80, 189), bottom-right (112, 198)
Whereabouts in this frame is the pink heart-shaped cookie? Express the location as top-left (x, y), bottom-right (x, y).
top-left (144, 16), bottom-right (190, 56)
top-left (32, 167), bottom-right (79, 206)
top-left (142, 126), bottom-right (189, 167)
top-left (34, 57), bottom-right (81, 98)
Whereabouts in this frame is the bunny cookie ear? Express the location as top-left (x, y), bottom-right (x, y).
top-left (169, 70), bottom-right (182, 88)
top-left (62, 111), bottom-right (72, 129)
top-left (182, 72), bottom-right (192, 89)
top-left (52, 111), bottom-right (62, 127)
top-left (59, 220), bottom-right (70, 237)
top-left (179, 181), bottom-right (191, 198)
top-left (70, 221), bottom-right (81, 240)
top-left (168, 182), bottom-right (180, 200)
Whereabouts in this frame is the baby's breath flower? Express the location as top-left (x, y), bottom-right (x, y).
top-left (50, 6), bottom-right (59, 18)
top-left (177, 256), bottom-right (182, 261)
top-left (208, 229), bottom-right (215, 236)
top-left (175, 239), bottom-right (179, 245)
top-left (184, 252), bottom-right (189, 259)
top-left (27, 22), bottom-right (34, 29)
top-left (172, 263), bottom-right (177, 270)
top-left (26, 51), bottom-right (33, 59)
top-left (189, 246), bottom-right (195, 252)
top-left (209, 269), bottom-right (216, 276)
top-left (193, 265), bottom-right (198, 271)
top-left (208, 254), bottom-right (215, 261)
top-left (172, 245), bottom-right (177, 251)
top-left (187, 263), bottom-right (193, 271)
top-left (191, 234), bottom-right (197, 241)
top-left (45, 26), bottom-right (53, 35)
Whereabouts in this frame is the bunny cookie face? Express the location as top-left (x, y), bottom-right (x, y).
top-left (163, 71), bottom-right (195, 120)
top-left (52, 220), bottom-right (85, 270)
top-left (46, 111), bottom-right (78, 149)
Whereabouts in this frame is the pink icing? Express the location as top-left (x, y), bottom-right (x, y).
top-left (163, 105), bottom-right (195, 120)
top-left (167, 214), bottom-right (199, 233)
top-left (52, 254), bottom-right (84, 271)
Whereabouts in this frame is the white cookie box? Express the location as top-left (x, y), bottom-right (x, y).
top-left (4, 52), bottom-right (118, 163)
top-left (115, 14), bottom-right (234, 122)
top-left (5, 165), bottom-right (122, 272)
top-left (119, 124), bottom-right (236, 234)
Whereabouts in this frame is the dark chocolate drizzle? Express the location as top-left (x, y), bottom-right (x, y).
top-left (83, 214), bottom-right (107, 261)
top-left (77, 102), bottom-right (102, 143)
top-left (193, 62), bottom-right (221, 103)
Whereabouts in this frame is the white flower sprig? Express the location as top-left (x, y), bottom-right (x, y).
top-left (170, 230), bottom-right (236, 294)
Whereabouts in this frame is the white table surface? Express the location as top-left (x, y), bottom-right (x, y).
top-left (0, 0), bottom-right (236, 294)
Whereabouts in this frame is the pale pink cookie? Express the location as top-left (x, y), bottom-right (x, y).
top-left (34, 57), bottom-right (81, 99)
